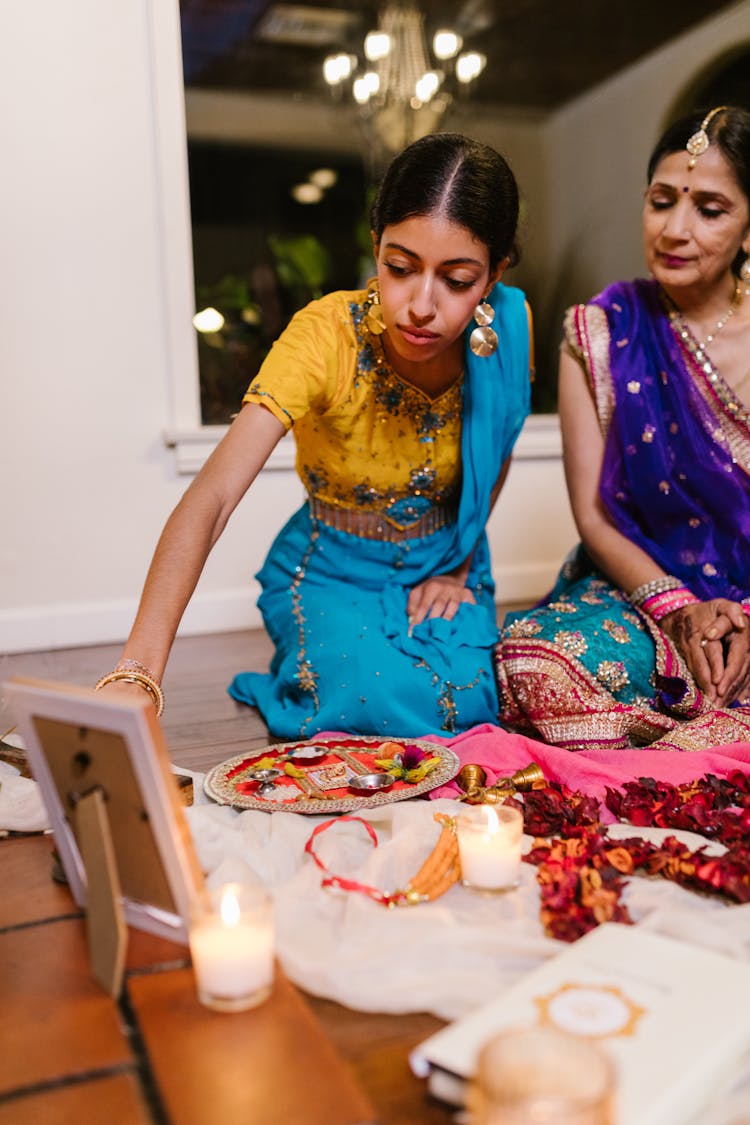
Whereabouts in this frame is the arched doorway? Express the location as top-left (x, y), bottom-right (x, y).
top-left (665, 44), bottom-right (750, 121)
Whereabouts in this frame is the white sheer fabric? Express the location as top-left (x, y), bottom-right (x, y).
top-left (185, 779), bottom-right (750, 1022)
top-left (0, 759), bottom-right (49, 833)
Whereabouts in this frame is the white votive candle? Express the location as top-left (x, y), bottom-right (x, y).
top-left (189, 883), bottom-right (274, 1012)
top-left (457, 804), bottom-right (523, 892)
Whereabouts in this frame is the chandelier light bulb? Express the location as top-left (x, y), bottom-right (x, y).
top-left (353, 72), bottom-right (380, 104)
top-left (364, 30), bottom-right (391, 61)
top-left (414, 71), bottom-right (440, 103)
top-left (323, 53), bottom-right (353, 86)
top-left (324, 5), bottom-right (485, 157)
top-left (456, 51), bottom-right (486, 83)
top-left (433, 30), bottom-right (462, 60)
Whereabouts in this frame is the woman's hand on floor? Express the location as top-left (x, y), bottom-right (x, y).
top-left (407, 575), bottom-right (476, 627)
top-left (661, 599), bottom-right (750, 705)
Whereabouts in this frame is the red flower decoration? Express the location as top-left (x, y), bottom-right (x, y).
top-left (517, 769), bottom-right (750, 942)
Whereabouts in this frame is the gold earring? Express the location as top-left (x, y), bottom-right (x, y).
top-left (741, 257), bottom-right (750, 284)
top-left (365, 281), bottom-right (386, 335)
top-left (469, 298), bottom-right (498, 357)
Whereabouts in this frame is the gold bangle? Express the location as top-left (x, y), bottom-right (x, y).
top-left (116, 658), bottom-right (161, 685)
top-left (94, 669), bottom-right (165, 718)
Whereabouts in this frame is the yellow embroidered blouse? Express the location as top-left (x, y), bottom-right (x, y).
top-left (243, 288), bottom-right (463, 527)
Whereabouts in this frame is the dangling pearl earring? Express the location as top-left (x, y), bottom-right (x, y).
top-left (740, 255), bottom-right (750, 285)
top-left (469, 298), bottom-right (498, 357)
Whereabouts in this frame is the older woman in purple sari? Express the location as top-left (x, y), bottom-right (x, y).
top-left (497, 105), bottom-right (750, 752)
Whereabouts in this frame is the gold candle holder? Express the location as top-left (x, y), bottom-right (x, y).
top-left (470, 1025), bottom-right (615, 1124)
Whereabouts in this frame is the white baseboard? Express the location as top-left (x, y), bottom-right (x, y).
top-left (492, 562), bottom-right (556, 606)
top-left (0, 587), bottom-right (263, 656)
top-left (0, 564), bottom-right (557, 655)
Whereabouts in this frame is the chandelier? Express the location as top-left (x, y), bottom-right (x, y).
top-left (322, 5), bottom-right (486, 163)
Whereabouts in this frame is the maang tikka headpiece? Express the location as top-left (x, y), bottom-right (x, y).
top-left (685, 105), bottom-right (727, 169)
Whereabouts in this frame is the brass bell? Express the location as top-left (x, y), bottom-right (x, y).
top-left (509, 762), bottom-right (545, 791)
top-left (482, 779), bottom-right (515, 801)
top-left (456, 763), bottom-right (487, 803)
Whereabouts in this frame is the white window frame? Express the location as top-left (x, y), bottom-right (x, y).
top-left (149, 1), bottom-right (560, 477)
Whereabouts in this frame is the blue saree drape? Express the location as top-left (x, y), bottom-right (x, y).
top-left (229, 283), bottom-right (530, 738)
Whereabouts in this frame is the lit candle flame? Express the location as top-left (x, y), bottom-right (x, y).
top-left (220, 887), bottom-right (241, 927)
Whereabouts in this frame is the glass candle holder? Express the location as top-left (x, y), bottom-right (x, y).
top-left (470, 1025), bottom-right (616, 1125)
top-left (456, 804), bottom-right (523, 892)
top-left (189, 882), bottom-right (274, 1012)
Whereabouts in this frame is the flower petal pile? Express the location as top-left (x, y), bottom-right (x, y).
top-left (518, 771), bottom-right (750, 942)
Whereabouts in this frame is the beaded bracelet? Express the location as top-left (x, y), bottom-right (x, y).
top-left (94, 669), bottom-right (165, 717)
top-left (628, 575), bottom-right (685, 606)
top-left (640, 587), bottom-right (699, 622)
top-left (305, 812), bottom-right (460, 907)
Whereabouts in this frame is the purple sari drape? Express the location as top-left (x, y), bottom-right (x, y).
top-left (584, 279), bottom-right (750, 602)
top-left (495, 279), bottom-right (750, 752)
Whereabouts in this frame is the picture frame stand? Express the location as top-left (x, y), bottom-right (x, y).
top-left (3, 677), bottom-right (206, 996)
top-left (76, 786), bottom-right (128, 996)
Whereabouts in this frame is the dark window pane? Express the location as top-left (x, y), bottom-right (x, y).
top-left (187, 142), bottom-right (369, 424)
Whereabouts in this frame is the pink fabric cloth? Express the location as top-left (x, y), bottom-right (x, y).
top-left (424, 724), bottom-right (750, 822)
top-left (314, 727), bottom-right (750, 823)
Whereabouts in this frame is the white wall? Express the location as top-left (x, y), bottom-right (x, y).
top-left (536, 1), bottom-right (750, 380)
top-left (2, 1), bottom-right (747, 654)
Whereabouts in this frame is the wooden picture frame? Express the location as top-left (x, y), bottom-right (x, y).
top-left (4, 677), bottom-right (204, 969)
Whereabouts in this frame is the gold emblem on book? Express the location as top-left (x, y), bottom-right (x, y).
top-left (535, 981), bottom-right (645, 1039)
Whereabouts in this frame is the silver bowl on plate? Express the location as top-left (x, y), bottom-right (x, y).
top-left (348, 772), bottom-right (395, 794)
top-left (249, 767), bottom-right (282, 796)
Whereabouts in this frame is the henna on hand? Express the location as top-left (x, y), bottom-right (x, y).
top-left (661, 599), bottom-right (750, 704)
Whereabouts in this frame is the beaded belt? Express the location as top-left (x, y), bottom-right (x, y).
top-left (309, 497), bottom-right (457, 542)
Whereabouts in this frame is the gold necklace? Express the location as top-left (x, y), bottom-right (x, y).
top-left (669, 283), bottom-right (743, 352)
top-left (730, 365), bottom-right (750, 400)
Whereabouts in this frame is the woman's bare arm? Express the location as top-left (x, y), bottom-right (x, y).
top-left (113, 404), bottom-right (287, 682)
top-left (559, 347), bottom-right (748, 702)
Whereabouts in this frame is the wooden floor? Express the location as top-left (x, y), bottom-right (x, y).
top-left (0, 617), bottom-right (525, 1125)
top-left (1, 629), bottom-right (278, 775)
top-left (1, 604), bottom-right (526, 774)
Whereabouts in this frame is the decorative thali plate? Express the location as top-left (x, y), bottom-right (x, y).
top-left (203, 735), bottom-right (460, 813)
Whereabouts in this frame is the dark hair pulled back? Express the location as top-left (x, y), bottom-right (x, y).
top-left (647, 105), bottom-right (750, 276)
top-left (370, 132), bottom-right (520, 272)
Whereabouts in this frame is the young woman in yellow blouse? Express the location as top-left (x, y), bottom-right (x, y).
top-left (98, 133), bottom-right (531, 737)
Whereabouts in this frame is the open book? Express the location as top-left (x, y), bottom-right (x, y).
top-left (410, 923), bottom-right (750, 1125)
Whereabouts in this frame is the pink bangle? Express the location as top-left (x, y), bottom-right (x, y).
top-left (640, 587), bottom-right (699, 622)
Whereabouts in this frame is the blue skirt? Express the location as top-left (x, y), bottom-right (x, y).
top-left (228, 505), bottom-right (500, 738)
